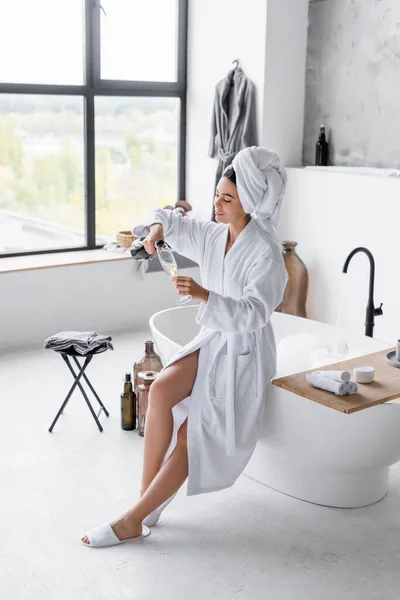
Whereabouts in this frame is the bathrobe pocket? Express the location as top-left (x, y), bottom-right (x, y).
top-left (210, 351), bottom-right (257, 402)
top-left (236, 353), bottom-right (257, 401)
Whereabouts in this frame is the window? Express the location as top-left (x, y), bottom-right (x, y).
top-left (0, 1), bottom-right (85, 85)
top-left (0, 0), bottom-right (187, 257)
top-left (100, 0), bottom-right (178, 82)
top-left (95, 97), bottom-right (179, 241)
top-left (0, 95), bottom-right (85, 252)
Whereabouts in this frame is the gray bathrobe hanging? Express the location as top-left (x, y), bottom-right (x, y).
top-left (208, 66), bottom-right (257, 219)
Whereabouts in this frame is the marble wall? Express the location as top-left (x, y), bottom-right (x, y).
top-left (303, 0), bottom-right (400, 167)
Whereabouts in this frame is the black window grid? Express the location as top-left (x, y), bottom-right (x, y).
top-left (0, 0), bottom-right (188, 258)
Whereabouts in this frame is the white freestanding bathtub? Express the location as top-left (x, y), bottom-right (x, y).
top-left (149, 306), bottom-right (400, 508)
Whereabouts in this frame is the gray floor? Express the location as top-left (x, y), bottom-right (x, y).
top-left (1, 330), bottom-right (400, 600)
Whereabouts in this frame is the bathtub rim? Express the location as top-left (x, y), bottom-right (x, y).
top-left (149, 305), bottom-right (392, 349)
top-left (149, 304), bottom-right (201, 349)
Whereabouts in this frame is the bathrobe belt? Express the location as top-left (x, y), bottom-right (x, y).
top-left (210, 334), bottom-right (236, 458)
top-left (217, 149), bottom-right (237, 166)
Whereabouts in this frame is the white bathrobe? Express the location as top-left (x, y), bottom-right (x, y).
top-left (144, 208), bottom-right (288, 496)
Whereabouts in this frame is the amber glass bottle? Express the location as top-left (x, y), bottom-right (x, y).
top-left (133, 341), bottom-right (162, 392)
top-left (137, 371), bottom-right (159, 437)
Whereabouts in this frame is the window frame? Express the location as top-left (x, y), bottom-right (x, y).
top-left (0, 0), bottom-right (188, 258)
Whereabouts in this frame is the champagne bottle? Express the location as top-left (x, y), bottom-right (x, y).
top-left (133, 341), bottom-right (163, 392)
top-left (121, 373), bottom-right (136, 431)
top-left (315, 125), bottom-right (328, 166)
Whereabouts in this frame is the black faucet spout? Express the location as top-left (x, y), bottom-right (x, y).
top-left (342, 247), bottom-right (383, 338)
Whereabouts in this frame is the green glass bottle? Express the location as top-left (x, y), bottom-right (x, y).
top-left (121, 373), bottom-right (136, 431)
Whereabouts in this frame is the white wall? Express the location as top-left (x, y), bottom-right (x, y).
top-left (262, 0), bottom-right (309, 166)
top-left (0, 262), bottom-right (199, 352)
top-left (277, 169), bottom-right (400, 345)
top-left (186, 0), bottom-right (268, 221)
top-left (186, 0), bottom-right (309, 221)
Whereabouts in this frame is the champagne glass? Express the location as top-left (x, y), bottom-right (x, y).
top-left (155, 241), bottom-right (192, 305)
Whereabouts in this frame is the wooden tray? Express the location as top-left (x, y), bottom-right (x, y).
top-left (272, 348), bottom-right (400, 414)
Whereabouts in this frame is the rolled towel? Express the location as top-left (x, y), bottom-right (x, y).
top-left (306, 372), bottom-right (348, 396)
top-left (312, 369), bottom-right (351, 383)
top-left (347, 381), bottom-right (358, 395)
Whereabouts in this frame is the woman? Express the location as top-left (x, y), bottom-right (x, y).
top-left (82, 146), bottom-right (289, 548)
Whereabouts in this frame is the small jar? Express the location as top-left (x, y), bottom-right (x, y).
top-left (354, 366), bottom-right (375, 384)
top-left (137, 370), bottom-right (159, 436)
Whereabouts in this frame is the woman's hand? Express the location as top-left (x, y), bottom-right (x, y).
top-left (143, 224), bottom-right (164, 255)
top-left (172, 276), bottom-right (210, 303)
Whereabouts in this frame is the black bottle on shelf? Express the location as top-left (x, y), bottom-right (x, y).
top-left (315, 125), bottom-right (328, 166)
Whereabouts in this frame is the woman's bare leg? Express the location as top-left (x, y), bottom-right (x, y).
top-left (106, 419), bottom-right (189, 541)
top-left (139, 350), bottom-right (199, 496)
top-left (81, 350), bottom-right (199, 545)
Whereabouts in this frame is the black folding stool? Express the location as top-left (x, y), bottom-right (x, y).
top-left (48, 347), bottom-right (110, 433)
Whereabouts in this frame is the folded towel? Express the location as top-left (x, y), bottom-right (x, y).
top-left (312, 369), bottom-right (351, 383)
top-left (44, 331), bottom-right (114, 355)
top-left (306, 372), bottom-right (348, 396)
top-left (346, 381), bottom-right (358, 395)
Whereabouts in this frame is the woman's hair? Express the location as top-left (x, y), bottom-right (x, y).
top-left (222, 165), bottom-right (236, 185)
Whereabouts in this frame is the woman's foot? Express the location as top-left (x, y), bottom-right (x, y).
top-left (81, 515), bottom-right (143, 546)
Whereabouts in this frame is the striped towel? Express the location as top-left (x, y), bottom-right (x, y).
top-left (43, 331), bottom-right (114, 355)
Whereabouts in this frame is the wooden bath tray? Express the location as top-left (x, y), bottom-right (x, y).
top-left (272, 348), bottom-right (400, 414)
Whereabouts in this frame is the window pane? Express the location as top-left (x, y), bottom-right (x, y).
top-left (101, 0), bottom-right (178, 82)
top-left (95, 97), bottom-right (179, 241)
top-left (0, 1), bottom-right (84, 85)
top-left (0, 95), bottom-right (85, 254)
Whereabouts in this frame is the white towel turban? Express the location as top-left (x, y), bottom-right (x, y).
top-left (232, 146), bottom-right (287, 229)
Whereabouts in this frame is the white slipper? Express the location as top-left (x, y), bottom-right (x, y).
top-left (82, 523), bottom-right (151, 548)
top-left (143, 493), bottom-right (177, 527)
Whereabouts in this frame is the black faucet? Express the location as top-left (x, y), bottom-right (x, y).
top-left (342, 247), bottom-right (383, 337)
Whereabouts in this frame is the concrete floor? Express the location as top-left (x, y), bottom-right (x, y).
top-left (1, 330), bottom-right (400, 600)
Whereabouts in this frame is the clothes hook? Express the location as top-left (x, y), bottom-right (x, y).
top-left (232, 59), bottom-right (239, 70)
top-left (95, 0), bottom-right (107, 16)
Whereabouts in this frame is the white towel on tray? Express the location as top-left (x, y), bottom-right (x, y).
top-left (346, 381), bottom-right (358, 395)
top-left (312, 369), bottom-right (351, 383)
top-left (306, 372), bottom-right (348, 396)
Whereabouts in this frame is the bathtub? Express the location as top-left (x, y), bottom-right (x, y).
top-left (149, 306), bottom-right (400, 508)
